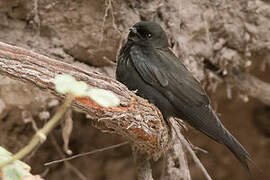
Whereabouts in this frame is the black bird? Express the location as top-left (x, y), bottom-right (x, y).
top-left (116, 21), bottom-right (250, 171)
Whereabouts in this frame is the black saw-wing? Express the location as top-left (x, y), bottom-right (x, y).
top-left (129, 45), bottom-right (209, 108)
top-left (129, 45), bottom-right (250, 172)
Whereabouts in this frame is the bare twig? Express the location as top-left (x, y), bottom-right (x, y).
top-left (0, 94), bottom-right (73, 168)
top-left (184, 137), bottom-right (208, 154)
top-left (99, 0), bottom-right (111, 46)
top-left (49, 134), bottom-right (88, 180)
top-left (62, 109), bottom-right (73, 155)
top-left (99, 0), bottom-right (121, 46)
top-left (32, 0), bottom-right (40, 34)
top-left (45, 141), bottom-right (129, 166)
top-left (168, 118), bottom-right (211, 180)
top-left (177, 131), bottom-right (212, 180)
top-left (164, 127), bottom-right (191, 180)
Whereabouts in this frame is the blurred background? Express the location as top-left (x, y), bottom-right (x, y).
top-left (0, 0), bottom-right (269, 179)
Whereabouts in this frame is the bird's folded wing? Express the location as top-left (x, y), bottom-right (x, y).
top-left (130, 46), bottom-right (209, 107)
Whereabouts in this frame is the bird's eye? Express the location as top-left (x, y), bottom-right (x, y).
top-left (147, 33), bottom-right (152, 39)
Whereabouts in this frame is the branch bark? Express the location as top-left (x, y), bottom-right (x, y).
top-left (164, 126), bottom-right (191, 180)
top-left (0, 41), bottom-right (169, 158)
top-left (133, 150), bottom-right (154, 180)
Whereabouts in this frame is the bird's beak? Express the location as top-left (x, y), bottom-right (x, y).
top-left (129, 27), bottom-right (137, 34)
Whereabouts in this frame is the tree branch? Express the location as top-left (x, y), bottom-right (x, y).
top-left (0, 41), bottom-right (169, 158)
top-left (164, 126), bottom-right (191, 180)
top-left (133, 150), bottom-right (154, 180)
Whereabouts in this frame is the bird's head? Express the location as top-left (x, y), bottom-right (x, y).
top-left (128, 21), bottom-right (169, 48)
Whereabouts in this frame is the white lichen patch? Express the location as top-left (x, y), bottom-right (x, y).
top-left (87, 88), bottom-right (120, 108)
top-left (52, 74), bottom-right (89, 97)
top-left (52, 74), bottom-right (120, 108)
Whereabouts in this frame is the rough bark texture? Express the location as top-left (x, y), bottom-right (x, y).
top-left (0, 41), bottom-right (169, 159)
top-left (0, 0), bottom-right (270, 179)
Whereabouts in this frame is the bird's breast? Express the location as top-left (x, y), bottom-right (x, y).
top-left (116, 54), bottom-right (140, 91)
top-left (116, 44), bottom-right (178, 118)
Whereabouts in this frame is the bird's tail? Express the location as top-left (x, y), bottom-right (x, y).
top-left (207, 108), bottom-right (251, 173)
top-left (220, 125), bottom-right (251, 172)
top-left (179, 105), bottom-right (251, 172)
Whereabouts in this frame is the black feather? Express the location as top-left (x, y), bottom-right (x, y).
top-left (116, 21), bottom-right (251, 172)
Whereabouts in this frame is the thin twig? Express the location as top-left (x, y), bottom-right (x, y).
top-left (99, 0), bottom-right (111, 46)
top-left (99, 0), bottom-right (121, 46)
top-left (169, 118), bottom-right (212, 180)
top-left (187, 139), bottom-right (208, 154)
top-left (62, 109), bottom-right (73, 155)
top-left (177, 131), bottom-right (212, 180)
top-left (0, 94), bottom-right (74, 168)
top-left (44, 141), bottom-right (129, 166)
top-left (49, 134), bottom-right (88, 180)
top-left (164, 130), bottom-right (192, 180)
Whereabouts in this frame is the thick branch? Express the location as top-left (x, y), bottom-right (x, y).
top-left (0, 41), bottom-right (169, 158)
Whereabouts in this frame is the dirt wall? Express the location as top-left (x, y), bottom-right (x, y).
top-left (0, 0), bottom-right (269, 179)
